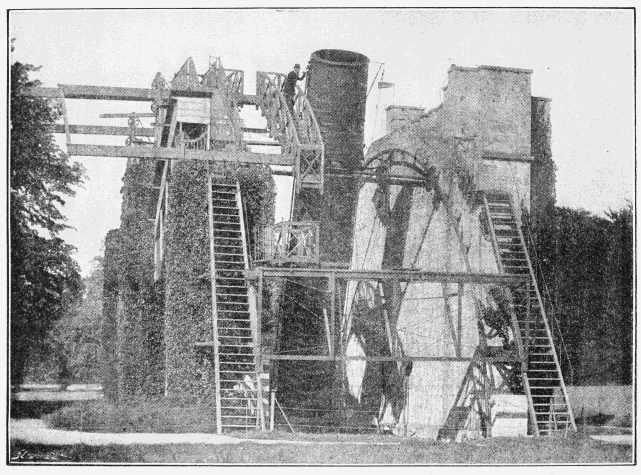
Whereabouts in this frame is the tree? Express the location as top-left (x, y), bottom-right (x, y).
top-left (531, 203), bottom-right (633, 385)
top-left (10, 60), bottom-right (85, 386)
top-left (47, 257), bottom-right (105, 384)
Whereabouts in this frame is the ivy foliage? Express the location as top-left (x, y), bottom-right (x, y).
top-left (163, 162), bottom-right (275, 399)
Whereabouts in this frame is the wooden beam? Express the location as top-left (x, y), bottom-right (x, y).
top-left (58, 93), bottom-right (71, 145)
top-left (249, 267), bottom-right (527, 285)
top-left (250, 354), bottom-right (522, 363)
top-left (99, 113), bottom-right (156, 118)
top-left (65, 143), bottom-right (293, 166)
top-left (239, 94), bottom-right (258, 106)
top-left (457, 282), bottom-right (463, 357)
top-left (242, 127), bottom-right (269, 134)
top-left (26, 85), bottom-right (163, 101)
top-left (26, 85), bottom-right (258, 106)
top-left (245, 140), bottom-right (280, 147)
top-left (54, 124), bottom-right (155, 137)
top-left (442, 283), bottom-right (460, 357)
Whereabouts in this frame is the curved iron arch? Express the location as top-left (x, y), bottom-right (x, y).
top-left (363, 148), bottom-right (431, 180)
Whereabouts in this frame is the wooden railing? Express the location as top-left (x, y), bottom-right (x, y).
top-left (224, 68), bottom-right (245, 103)
top-left (253, 221), bottom-right (320, 266)
top-left (256, 71), bottom-right (299, 155)
top-left (224, 69), bottom-right (245, 149)
top-left (255, 71), bottom-right (324, 193)
top-left (293, 85), bottom-right (324, 191)
top-left (175, 130), bottom-right (209, 151)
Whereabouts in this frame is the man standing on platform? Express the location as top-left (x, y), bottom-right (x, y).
top-left (282, 63), bottom-right (306, 113)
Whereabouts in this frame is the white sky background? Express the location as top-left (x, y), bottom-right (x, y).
top-left (9, 8), bottom-right (634, 276)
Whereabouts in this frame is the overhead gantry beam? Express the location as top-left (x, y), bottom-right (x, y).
top-left (54, 124), bottom-right (155, 137)
top-left (248, 267), bottom-right (528, 285)
top-left (27, 84), bottom-right (165, 101)
top-left (53, 124), bottom-right (270, 137)
top-left (26, 85), bottom-right (258, 105)
top-left (66, 144), bottom-right (293, 166)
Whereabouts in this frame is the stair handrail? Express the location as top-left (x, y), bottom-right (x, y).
top-left (256, 71), bottom-right (301, 150)
top-left (235, 180), bottom-right (265, 430)
top-left (176, 129), bottom-right (209, 150)
top-left (206, 175), bottom-right (223, 434)
top-left (223, 68), bottom-right (244, 103)
top-left (223, 69), bottom-right (245, 148)
top-left (256, 71), bottom-right (304, 190)
top-left (519, 207), bottom-right (574, 385)
top-left (293, 85), bottom-right (325, 191)
top-left (236, 181), bottom-right (251, 271)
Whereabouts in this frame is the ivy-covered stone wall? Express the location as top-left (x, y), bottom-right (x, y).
top-left (163, 163), bottom-right (275, 398)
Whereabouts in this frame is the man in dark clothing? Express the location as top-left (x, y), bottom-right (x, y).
top-left (282, 63), bottom-right (306, 113)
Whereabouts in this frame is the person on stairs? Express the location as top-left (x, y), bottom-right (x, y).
top-left (282, 63), bottom-right (306, 113)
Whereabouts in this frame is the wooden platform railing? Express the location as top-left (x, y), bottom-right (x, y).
top-left (253, 221), bottom-right (320, 266)
top-left (256, 71), bottom-right (300, 155)
top-left (175, 130), bottom-right (209, 151)
top-left (293, 85), bottom-right (324, 191)
top-left (256, 71), bottom-right (324, 193)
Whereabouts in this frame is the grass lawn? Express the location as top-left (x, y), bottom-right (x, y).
top-left (10, 434), bottom-right (632, 464)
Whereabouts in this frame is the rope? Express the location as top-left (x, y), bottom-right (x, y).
top-left (366, 63), bottom-right (385, 99)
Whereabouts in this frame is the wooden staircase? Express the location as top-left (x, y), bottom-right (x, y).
top-left (255, 72), bottom-right (324, 195)
top-left (481, 191), bottom-right (576, 436)
top-left (204, 178), bottom-right (265, 433)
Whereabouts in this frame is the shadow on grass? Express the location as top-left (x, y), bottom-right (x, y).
top-left (9, 434), bottom-right (633, 464)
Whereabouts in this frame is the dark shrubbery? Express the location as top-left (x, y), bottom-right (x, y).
top-left (46, 397), bottom-right (217, 433)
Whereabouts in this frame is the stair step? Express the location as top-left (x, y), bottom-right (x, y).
top-left (213, 223), bottom-right (242, 228)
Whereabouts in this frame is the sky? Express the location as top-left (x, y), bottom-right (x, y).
top-left (9, 8), bottom-right (635, 276)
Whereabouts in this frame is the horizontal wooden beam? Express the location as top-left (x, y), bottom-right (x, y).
top-left (66, 143), bottom-right (293, 166)
top-left (27, 84), bottom-right (164, 101)
top-left (245, 140), bottom-right (280, 147)
top-left (54, 124), bottom-right (271, 137)
top-left (54, 124), bottom-right (155, 137)
top-left (239, 94), bottom-right (258, 106)
top-left (249, 267), bottom-right (527, 285)
top-left (99, 113), bottom-right (156, 119)
top-left (26, 85), bottom-right (259, 106)
top-left (242, 127), bottom-right (269, 134)
top-left (190, 349), bottom-right (522, 363)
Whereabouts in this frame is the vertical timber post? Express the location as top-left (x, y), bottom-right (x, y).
top-left (457, 282), bottom-right (464, 357)
top-left (256, 271), bottom-right (265, 431)
top-left (329, 272), bottom-right (336, 358)
top-left (207, 174), bottom-right (223, 434)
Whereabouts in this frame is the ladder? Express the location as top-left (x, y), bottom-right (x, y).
top-left (481, 191), bottom-right (576, 436)
top-left (205, 178), bottom-right (264, 433)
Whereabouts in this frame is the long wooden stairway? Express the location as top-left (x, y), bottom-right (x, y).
top-left (482, 191), bottom-right (576, 436)
top-left (205, 178), bottom-right (264, 433)
top-left (255, 72), bottom-right (324, 195)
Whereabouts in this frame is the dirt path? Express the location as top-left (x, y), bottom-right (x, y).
top-left (10, 419), bottom-right (401, 446)
top-left (589, 434), bottom-right (633, 446)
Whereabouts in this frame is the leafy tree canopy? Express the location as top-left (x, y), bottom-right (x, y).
top-left (10, 59), bottom-right (85, 386)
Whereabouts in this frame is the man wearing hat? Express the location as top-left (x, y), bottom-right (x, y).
top-left (282, 63), bottom-right (306, 113)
